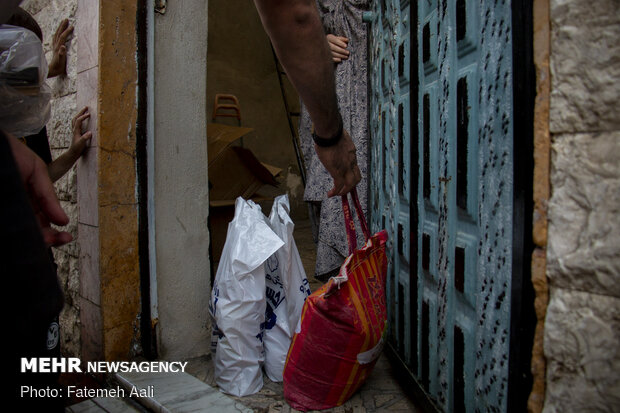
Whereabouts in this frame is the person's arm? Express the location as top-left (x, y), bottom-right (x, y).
top-left (253, 0), bottom-right (361, 197)
top-left (47, 106), bottom-right (91, 182)
top-left (47, 18), bottom-right (73, 78)
top-left (6, 133), bottom-right (72, 246)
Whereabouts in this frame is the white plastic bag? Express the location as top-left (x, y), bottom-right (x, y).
top-left (263, 195), bottom-right (311, 382)
top-left (209, 197), bottom-right (284, 397)
top-left (0, 25), bottom-right (51, 137)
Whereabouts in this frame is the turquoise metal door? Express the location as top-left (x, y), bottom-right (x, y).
top-left (367, 0), bottom-right (531, 411)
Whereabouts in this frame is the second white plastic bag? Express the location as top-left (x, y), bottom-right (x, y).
top-left (209, 197), bottom-right (284, 397)
top-left (263, 195), bottom-right (311, 382)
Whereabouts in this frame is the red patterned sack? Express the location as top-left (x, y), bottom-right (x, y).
top-left (283, 189), bottom-right (388, 411)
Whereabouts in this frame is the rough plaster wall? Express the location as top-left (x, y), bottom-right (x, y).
top-left (544, 0), bottom-right (620, 411)
top-left (206, 0), bottom-right (306, 219)
top-left (23, 0), bottom-right (81, 358)
top-left (154, 1), bottom-right (211, 360)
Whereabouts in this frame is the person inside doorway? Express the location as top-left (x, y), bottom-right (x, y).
top-left (306, 1), bottom-right (369, 281)
top-left (260, 0), bottom-right (370, 281)
top-left (254, 0), bottom-right (362, 202)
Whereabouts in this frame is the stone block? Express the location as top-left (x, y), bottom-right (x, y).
top-left (58, 251), bottom-right (81, 358)
top-left (103, 321), bottom-right (137, 361)
top-left (54, 200), bottom-right (79, 257)
top-left (97, 202), bottom-right (140, 359)
top-left (49, 64), bottom-right (77, 99)
top-left (60, 302), bottom-right (80, 357)
top-left (98, 1), bottom-right (138, 156)
top-left (76, 66), bottom-right (98, 147)
top-left (77, 0), bottom-right (99, 73)
top-left (53, 247), bottom-right (70, 289)
top-left (80, 296), bottom-right (103, 361)
top-left (29, 1), bottom-right (77, 42)
top-left (543, 288), bottom-right (620, 412)
top-left (53, 248), bottom-right (79, 312)
top-left (528, 248), bottom-right (548, 413)
top-left (550, 0), bottom-right (620, 133)
top-left (22, 0), bottom-right (48, 16)
top-left (98, 149), bottom-right (137, 206)
top-left (48, 94), bottom-right (77, 148)
top-left (77, 146), bottom-right (98, 225)
top-left (66, 250), bottom-right (80, 299)
top-left (547, 131), bottom-right (620, 297)
top-left (99, 203), bottom-right (139, 280)
top-left (79, 223), bottom-right (100, 305)
top-left (30, 1), bottom-right (78, 98)
top-left (52, 156), bottom-right (78, 202)
top-left (101, 268), bottom-right (140, 331)
top-left (551, 0), bottom-right (617, 36)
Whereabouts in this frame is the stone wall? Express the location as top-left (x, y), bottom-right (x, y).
top-left (23, 0), bottom-right (81, 358)
top-left (544, 0), bottom-right (620, 411)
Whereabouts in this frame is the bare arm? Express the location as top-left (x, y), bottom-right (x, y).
top-left (253, 0), bottom-right (361, 196)
top-left (47, 107), bottom-right (91, 182)
top-left (254, 0), bottom-right (338, 137)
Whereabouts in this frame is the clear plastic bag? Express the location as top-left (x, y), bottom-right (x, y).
top-left (0, 25), bottom-right (50, 137)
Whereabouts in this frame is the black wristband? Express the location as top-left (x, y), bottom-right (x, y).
top-left (312, 114), bottom-right (343, 147)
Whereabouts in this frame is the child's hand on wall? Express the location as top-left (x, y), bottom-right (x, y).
top-left (48, 18), bottom-right (74, 78)
top-left (69, 106), bottom-right (92, 157)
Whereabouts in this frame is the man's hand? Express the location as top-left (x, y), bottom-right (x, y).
top-left (7, 135), bottom-right (72, 246)
top-left (48, 18), bottom-right (73, 78)
top-left (314, 128), bottom-right (361, 197)
top-left (253, 0), bottom-right (361, 196)
top-left (326, 34), bottom-right (349, 63)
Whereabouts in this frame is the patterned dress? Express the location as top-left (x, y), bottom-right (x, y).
top-left (299, 0), bottom-right (370, 279)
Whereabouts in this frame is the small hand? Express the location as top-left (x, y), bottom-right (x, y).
top-left (69, 107), bottom-right (92, 157)
top-left (48, 19), bottom-right (74, 78)
top-left (7, 135), bottom-right (72, 247)
top-left (326, 34), bottom-right (349, 63)
top-left (314, 128), bottom-right (361, 197)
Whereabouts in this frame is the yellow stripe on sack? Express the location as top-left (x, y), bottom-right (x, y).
top-left (359, 262), bottom-right (383, 343)
top-left (348, 255), bottom-right (383, 344)
top-left (337, 279), bottom-right (371, 405)
top-left (284, 296), bottom-right (314, 366)
top-left (367, 249), bottom-right (380, 276)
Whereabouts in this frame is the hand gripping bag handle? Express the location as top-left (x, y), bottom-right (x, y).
top-left (341, 187), bottom-right (370, 255)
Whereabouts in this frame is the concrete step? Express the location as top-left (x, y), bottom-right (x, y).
top-left (115, 371), bottom-right (253, 413)
top-left (66, 396), bottom-right (146, 413)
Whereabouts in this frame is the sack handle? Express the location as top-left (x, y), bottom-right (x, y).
top-left (341, 187), bottom-right (370, 255)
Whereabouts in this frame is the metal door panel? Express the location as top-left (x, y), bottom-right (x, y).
top-left (367, 0), bottom-right (516, 411)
